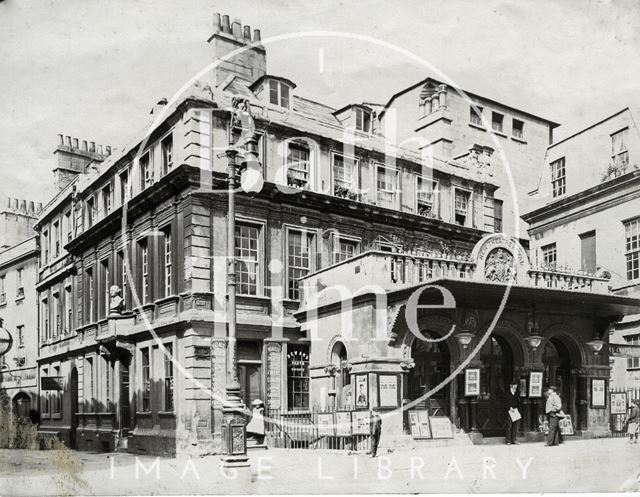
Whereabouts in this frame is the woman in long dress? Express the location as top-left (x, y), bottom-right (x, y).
top-left (247, 399), bottom-right (266, 444)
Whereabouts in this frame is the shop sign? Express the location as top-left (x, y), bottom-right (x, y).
top-left (41, 376), bottom-right (63, 391)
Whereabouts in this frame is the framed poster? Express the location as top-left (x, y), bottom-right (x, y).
top-left (352, 411), bottom-right (370, 435)
top-left (408, 410), bottom-right (431, 439)
top-left (429, 416), bottom-right (454, 439)
top-left (559, 415), bottom-right (574, 436)
top-left (611, 392), bottom-right (628, 415)
top-left (591, 378), bottom-right (606, 408)
top-left (528, 371), bottom-right (543, 398)
top-left (519, 378), bottom-right (527, 397)
top-left (379, 374), bottom-right (399, 408)
top-left (335, 411), bottom-right (352, 436)
top-left (317, 413), bottom-right (335, 436)
top-left (465, 368), bottom-right (480, 396)
top-left (355, 375), bottom-right (369, 408)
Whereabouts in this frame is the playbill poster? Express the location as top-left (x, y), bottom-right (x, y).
top-left (2, 1), bottom-right (639, 496)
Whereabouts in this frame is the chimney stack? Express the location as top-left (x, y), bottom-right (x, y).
top-left (208, 12), bottom-right (266, 85)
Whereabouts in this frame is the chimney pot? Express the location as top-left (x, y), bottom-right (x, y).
top-left (37, 202), bottom-right (43, 213)
top-left (221, 15), bottom-right (231, 33)
top-left (90, 142), bottom-right (96, 152)
top-left (82, 140), bottom-right (88, 151)
top-left (72, 138), bottom-right (79, 149)
top-left (19, 200), bottom-right (26, 211)
top-left (12, 198), bottom-right (18, 210)
top-left (253, 29), bottom-right (262, 43)
top-left (213, 13), bottom-right (222, 32)
top-left (106, 146), bottom-right (111, 155)
top-left (97, 144), bottom-right (103, 154)
top-left (66, 136), bottom-right (72, 147)
top-left (57, 134), bottom-right (64, 146)
top-left (28, 201), bottom-right (34, 213)
top-left (232, 19), bottom-right (241, 38)
top-left (243, 25), bottom-right (251, 41)
top-left (7, 198), bottom-right (11, 208)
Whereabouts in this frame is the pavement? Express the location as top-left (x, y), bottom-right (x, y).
top-left (0, 437), bottom-right (639, 495)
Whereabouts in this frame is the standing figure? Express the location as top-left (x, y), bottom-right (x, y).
top-left (367, 409), bottom-right (382, 457)
top-left (545, 386), bottom-right (563, 446)
top-left (246, 399), bottom-right (266, 445)
top-left (505, 382), bottom-right (521, 445)
top-left (627, 399), bottom-right (639, 444)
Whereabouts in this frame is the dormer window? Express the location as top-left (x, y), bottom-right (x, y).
top-left (355, 107), bottom-right (371, 133)
top-left (269, 79), bottom-right (290, 108)
top-left (251, 76), bottom-right (296, 110)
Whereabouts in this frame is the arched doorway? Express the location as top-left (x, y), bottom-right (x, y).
top-left (542, 338), bottom-right (572, 412)
top-left (331, 342), bottom-right (351, 408)
top-left (408, 333), bottom-right (450, 416)
top-left (12, 392), bottom-right (31, 418)
top-left (69, 368), bottom-right (78, 450)
top-left (476, 335), bottom-right (514, 436)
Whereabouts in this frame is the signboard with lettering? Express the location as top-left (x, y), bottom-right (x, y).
top-left (591, 378), bottom-right (606, 408)
top-left (559, 415), bottom-right (574, 435)
top-left (335, 412), bottom-right (352, 436)
top-left (352, 411), bottom-right (370, 435)
top-left (41, 376), bottom-right (63, 391)
top-left (465, 368), bottom-right (480, 396)
top-left (529, 371), bottom-right (543, 398)
top-left (611, 392), bottom-right (627, 415)
top-left (429, 416), bottom-right (454, 439)
top-left (266, 343), bottom-right (282, 410)
top-left (408, 410), bottom-right (432, 439)
top-left (378, 374), bottom-right (399, 408)
top-left (317, 413), bottom-right (335, 436)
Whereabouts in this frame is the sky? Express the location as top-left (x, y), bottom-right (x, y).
top-left (1, 0), bottom-right (639, 204)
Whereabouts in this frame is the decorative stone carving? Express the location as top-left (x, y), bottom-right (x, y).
top-left (109, 285), bottom-right (125, 315)
top-left (484, 248), bottom-right (517, 283)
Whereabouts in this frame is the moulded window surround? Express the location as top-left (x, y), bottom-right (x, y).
top-left (416, 176), bottom-right (439, 218)
top-left (286, 143), bottom-right (311, 189)
top-left (235, 221), bottom-right (264, 296)
top-left (376, 164), bottom-right (399, 209)
top-left (286, 228), bottom-right (316, 301)
top-left (453, 188), bottom-right (472, 227)
top-left (332, 152), bottom-right (359, 198)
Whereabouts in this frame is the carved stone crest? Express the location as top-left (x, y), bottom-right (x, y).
top-left (484, 248), bottom-right (517, 283)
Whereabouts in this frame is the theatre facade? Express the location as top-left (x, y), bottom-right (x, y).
top-left (297, 234), bottom-right (640, 443)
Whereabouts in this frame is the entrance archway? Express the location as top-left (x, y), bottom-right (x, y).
top-left (408, 332), bottom-right (451, 416)
top-left (476, 335), bottom-right (514, 436)
top-left (542, 338), bottom-right (571, 410)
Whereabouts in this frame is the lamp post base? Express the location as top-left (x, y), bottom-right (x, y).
top-left (220, 381), bottom-right (250, 469)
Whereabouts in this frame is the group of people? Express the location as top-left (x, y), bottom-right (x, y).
top-left (505, 383), bottom-right (566, 446)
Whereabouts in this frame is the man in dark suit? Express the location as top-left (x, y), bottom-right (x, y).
top-left (368, 409), bottom-right (382, 457)
top-left (505, 382), bottom-right (521, 445)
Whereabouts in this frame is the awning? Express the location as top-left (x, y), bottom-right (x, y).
top-left (388, 278), bottom-right (640, 318)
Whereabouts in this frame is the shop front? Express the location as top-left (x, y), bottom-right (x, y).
top-left (298, 234), bottom-right (640, 444)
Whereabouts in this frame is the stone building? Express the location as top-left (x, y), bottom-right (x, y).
top-left (523, 107), bottom-right (640, 390)
top-left (0, 198), bottom-right (42, 416)
top-left (32, 12), bottom-right (640, 454)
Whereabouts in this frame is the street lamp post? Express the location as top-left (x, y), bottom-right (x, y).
top-left (220, 98), bottom-right (261, 469)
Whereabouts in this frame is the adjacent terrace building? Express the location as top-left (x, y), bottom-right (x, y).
top-left (34, 12), bottom-right (593, 454)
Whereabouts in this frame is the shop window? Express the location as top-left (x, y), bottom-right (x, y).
top-left (287, 345), bottom-right (310, 409)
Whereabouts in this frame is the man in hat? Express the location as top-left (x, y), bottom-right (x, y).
top-left (505, 382), bottom-right (521, 445)
top-left (545, 386), bottom-right (563, 446)
top-left (367, 409), bottom-right (382, 457)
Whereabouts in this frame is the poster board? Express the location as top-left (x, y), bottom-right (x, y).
top-left (408, 410), bottom-right (432, 439)
top-left (355, 375), bottom-right (369, 409)
top-left (379, 374), bottom-right (399, 408)
top-left (559, 415), bottom-right (574, 435)
top-left (317, 413), bottom-right (335, 436)
top-left (611, 392), bottom-right (628, 415)
top-left (528, 371), bottom-right (543, 398)
top-left (335, 412), bottom-right (352, 436)
top-left (465, 368), bottom-right (480, 396)
top-left (591, 378), bottom-right (606, 408)
top-left (429, 416), bottom-right (454, 439)
top-left (352, 411), bottom-right (370, 435)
